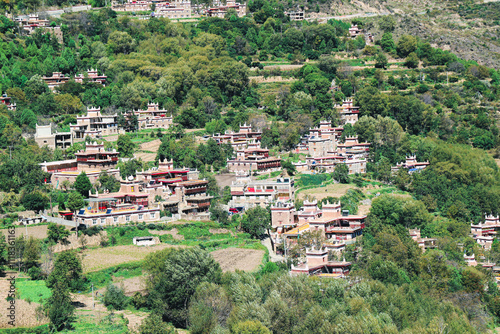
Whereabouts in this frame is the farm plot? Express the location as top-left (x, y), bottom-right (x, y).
top-left (82, 244), bottom-right (182, 273)
top-left (0, 224), bottom-right (71, 239)
top-left (0, 276), bottom-right (49, 328)
top-left (211, 248), bottom-right (265, 272)
top-left (298, 183), bottom-right (356, 201)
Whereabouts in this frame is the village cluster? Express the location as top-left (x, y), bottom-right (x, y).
top-left (0, 10), bottom-right (495, 281)
top-left (7, 84), bottom-right (468, 279)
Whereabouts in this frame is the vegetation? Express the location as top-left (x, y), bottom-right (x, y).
top-left (0, 2), bottom-right (499, 333)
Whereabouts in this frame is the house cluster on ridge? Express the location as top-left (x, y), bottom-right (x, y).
top-left (295, 120), bottom-right (369, 175)
top-left (212, 123), bottom-right (282, 174)
top-left (391, 155), bottom-right (430, 174)
top-left (42, 70), bottom-right (107, 91)
top-left (132, 102), bottom-right (174, 130)
top-left (17, 15), bottom-right (63, 42)
top-left (228, 171), bottom-right (294, 210)
top-left (471, 215), bottom-right (500, 250)
top-left (270, 199), bottom-right (366, 277)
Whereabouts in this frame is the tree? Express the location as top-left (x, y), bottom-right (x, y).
top-left (332, 163), bottom-right (350, 183)
top-left (210, 202), bottom-right (229, 226)
top-left (379, 15), bottom-right (396, 32)
top-left (44, 280), bottom-right (75, 331)
top-left (380, 32), bottom-right (395, 53)
top-left (97, 170), bottom-right (120, 192)
top-left (103, 284), bottom-right (129, 310)
top-left (232, 321), bottom-right (271, 334)
top-left (375, 53), bottom-right (388, 69)
top-left (404, 52), bottom-right (419, 69)
top-left (23, 236), bottom-right (41, 272)
top-left (21, 191), bottom-right (48, 213)
top-left (138, 314), bottom-right (177, 334)
top-left (117, 134), bottom-right (135, 158)
top-left (0, 235), bottom-right (7, 276)
top-left (241, 206), bottom-right (270, 239)
top-left (74, 171), bottom-right (92, 197)
top-left (281, 160), bottom-right (296, 176)
top-left (188, 282), bottom-right (232, 334)
top-left (145, 247), bottom-right (223, 327)
top-left (107, 31), bottom-right (136, 54)
top-left (67, 192), bottom-right (85, 213)
top-left (46, 250), bottom-right (83, 292)
top-left (396, 35), bottom-right (417, 58)
top-left (47, 223), bottom-right (71, 245)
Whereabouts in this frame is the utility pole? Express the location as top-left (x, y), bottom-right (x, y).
top-left (92, 283), bottom-right (94, 308)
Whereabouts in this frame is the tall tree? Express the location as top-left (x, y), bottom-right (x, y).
top-left (74, 171), bottom-right (92, 197)
top-left (145, 247), bottom-right (222, 327)
top-left (241, 206), bottom-right (271, 239)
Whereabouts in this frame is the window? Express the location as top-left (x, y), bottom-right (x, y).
top-left (151, 213), bottom-right (156, 219)
top-left (138, 214), bottom-right (143, 220)
top-left (93, 219), bottom-right (97, 225)
top-left (114, 217), bottom-right (118, 223)
top-left (126, 215), bottom-right (131, 222)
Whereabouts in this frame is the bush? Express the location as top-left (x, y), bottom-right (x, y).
top-left (28, 267), bottom-right (43, 280)
top-left (103, 284), bottom-right (129, 310)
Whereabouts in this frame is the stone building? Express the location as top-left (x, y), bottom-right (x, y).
top-left (34, 124), bottom-right (72, 150)
top-left (70, 107), bottom-right (124, 140)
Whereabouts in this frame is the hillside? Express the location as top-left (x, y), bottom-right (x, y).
top-left (298, 0), bottom-right (500, 68)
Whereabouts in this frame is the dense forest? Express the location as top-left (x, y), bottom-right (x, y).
top-left (0, 1), bottom-right (499, 333)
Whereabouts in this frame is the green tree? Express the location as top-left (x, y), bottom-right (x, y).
top-left (332, 163), bottom-right (350, 183)
top-left (47, 223), bottom-right (71, 245)
top-left (23, 236), bottom-right (41, 271)
top-left (396, 35), bottom-right (417, 58)
top-left (210, 202), bottom-right (229, 226)
top-left (404, 52), bottom-right (419, 69)
top-left (232, 321), bottom-right (271, 334)
top-left (241, 206), bottom-right (270, 239)
top-left (44, 280), bottom-right (75, 331)
top-left (103, 284), bottom-right (129, 310)
top-left (46, 250), bottom-right (83, 292)
top-left (0, 235), bottom-right (7, 276)
top-left (145, 247), bottom-right (223, 327)
top-left (379, 15), bottom-right (396, 32)
top-left (380, 32), bottom-right (395, 53)
top-left (74, 171), bottom-right (92, 197)
top-left (97, 170), bottom-right (120, 192)
top-left (138, 314), bottom-right (177, 334)
top-left (375, 53), bottom-right (388, 69)
top-left (117, 134), bottom-right (136, 158)
top-left (67, 191), bottom-right (85, 213)
top-left (188, 282), bottom-right (232, 334)
top-left (21, 191), bottom-right (48, 213)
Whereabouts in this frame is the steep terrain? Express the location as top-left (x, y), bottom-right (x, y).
top-left (303, 0), bottom-right (500, 68)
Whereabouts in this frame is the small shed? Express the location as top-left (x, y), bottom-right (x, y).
top-left (133, 236), bottom-right (156, 246)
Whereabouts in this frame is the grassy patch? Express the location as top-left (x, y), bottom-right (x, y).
top-left (86, 261), bottom-right (144, 290)
top-left (108, 226), bottom-right (157, 246)
top-left (68, 313), bottom-right (129, 334)
top-left (256, 170), bottom-right (281, 180)
top-left (17, 280), bottom-right (51, 303)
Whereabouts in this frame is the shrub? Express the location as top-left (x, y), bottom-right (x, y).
top-left (103, 284), bottom-right (129, 310)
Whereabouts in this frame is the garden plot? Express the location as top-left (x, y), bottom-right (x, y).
top-left (211, 248), bottom-right (265, 272)
top-left (82, 244), bottom-right (182, 273)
